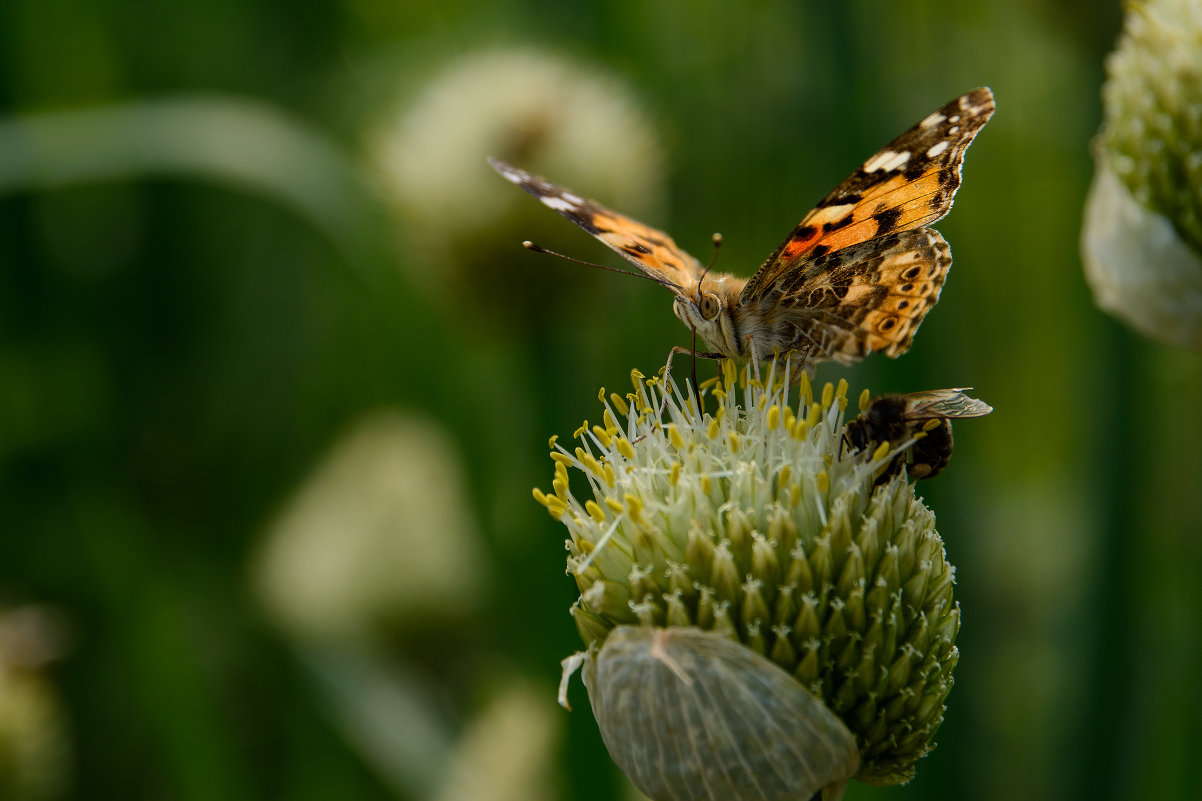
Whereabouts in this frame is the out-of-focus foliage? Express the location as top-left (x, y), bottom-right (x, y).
top-left (3, 1), bottom-right (1200, 801)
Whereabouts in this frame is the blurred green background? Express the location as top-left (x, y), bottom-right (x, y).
top-left (3, 0), bottom-right (1200, 799)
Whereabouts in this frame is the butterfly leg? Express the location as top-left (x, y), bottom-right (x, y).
top-left (632, 344), bottom-right (724, 444)
top-left (661, 344), bottom-right (725, 419)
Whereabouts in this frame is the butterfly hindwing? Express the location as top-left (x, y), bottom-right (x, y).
top-left (744, 228), bottom-right (950, 364)
top-left (742, 87), bottom-right (995, 301)
top-left (488, 157), bottom-right (702, 292)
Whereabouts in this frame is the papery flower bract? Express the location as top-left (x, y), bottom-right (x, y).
top-left (540, 362), bottom-right (960, 788)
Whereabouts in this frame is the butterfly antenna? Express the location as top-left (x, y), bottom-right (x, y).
top-left (687, 233), bottom-right (722, 410)
top-left (521, 241), bottom-right (676, 291)
top-left (695, 233), bottom-right (723, 296)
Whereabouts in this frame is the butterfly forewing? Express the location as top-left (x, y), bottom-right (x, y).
top-left (742, 87), bottom-right (995, 300)
top-left (488, 157), bottom-right (702, 292)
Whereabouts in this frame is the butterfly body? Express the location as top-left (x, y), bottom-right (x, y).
top-left (844, 388), bottom-right (993, 483)
top-left (490, 87), bottom-right (994, 377)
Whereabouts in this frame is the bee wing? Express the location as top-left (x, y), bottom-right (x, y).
top-left (901, 389), bottom-right (993, 419)
top-left (489, 157), bottom-right (702, 294)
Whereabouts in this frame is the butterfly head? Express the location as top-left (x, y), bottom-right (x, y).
top-left (669, 273), bottom-right (747, 359)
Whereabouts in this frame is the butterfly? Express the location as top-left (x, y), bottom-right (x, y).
top-left (843, 388), bottom-right (993, 484)
top-left (489, 87), bottom-right (994, 382)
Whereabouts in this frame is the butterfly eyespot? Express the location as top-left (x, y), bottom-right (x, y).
top-left (699, 293), bottom-right (721, 321)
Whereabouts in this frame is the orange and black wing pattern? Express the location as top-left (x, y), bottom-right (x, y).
top-left (488, 157), bottom-right (702, 294)
top-left (742, 88), bottom-right (995, 301)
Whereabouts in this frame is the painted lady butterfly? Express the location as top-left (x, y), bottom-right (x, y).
top-left (490, 87), bottom-right (995, 380)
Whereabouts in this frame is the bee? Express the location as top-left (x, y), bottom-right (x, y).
top-left (843, 389), bottom-right (992, 484)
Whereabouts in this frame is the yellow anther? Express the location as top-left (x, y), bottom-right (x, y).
top-left (707, 418), bottom-right (721, 440)
top-left (610, 393), bottom-right (629, 416)
top-left (546, 499), bottom-right (567, 520)
top-left (722, 360), bottom-right (736, 389)
top-left (669, 462), bottom-right (681, 486)
top-left (552, 476), bottom-right (569, 498)
top-left (548, 434), bottom-right (558, 449)
top-left (585, 500), bottom-right (606, 523)
top-left (858, 388), bottom-right (871, 412)
top-left (821, 382), bottom-right (834, 409)
top-left (603, 463), bottom-right (616, 487)
top-left (573, 420), bottom-right (589, 438)
top-left (789, 484), bottom-right (801, 506)
top-left (793, 419), bottom-right (809, 439)
top-left (783, 407), bottom-right (796, 429)
top-left (700, 375), bottom-right (721, 392)
top-left (836, 378), bottom-right (848, 402)
top-left (550, 452), bottom-right (574, 466)
top-left (816, 471), bottom-right (829, 494)
top-left (532, 487), bottom-right (551, 507)
top-left (666, 424), bottom-right (684, 449)
top-left (777, 464), bottom-right (792, 489)
top-left (872, 441), bottom-right (891, 461)
top-left (806, 403), bottom-right (823, 428)
top-left (575, 446), bottom-right (587, 461)
top-left (603, 409), bottom-right (617, 430)
top-left (800, 372), bottom-right (813, 406)
top-left (581, 453), bottom-right (603, 477)
top-left (923, 418), bottom-right (942, 432)
top-left (728, 431), bottom-right (740, 453)
top-left (616, 437), bottom-right (636, 460)
top-left (700, 474), bottom-right (712, 495)
top-left (597, 386), bottom-right (607, 402)
top-left (605, 497), bottom-right (624, 513)
top-left (592, 425), bottom-right (612, 448)
top-left (624, 493), bottom-right (644, 523)
top-left (767, 405), bottom-right (781, 430)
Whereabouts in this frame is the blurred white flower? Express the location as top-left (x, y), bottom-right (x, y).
top-left (367, 47), bottom-right (664, 324)
top-left (1082, 0), bottom-right (1202, 349)
top-left (0, 607), bottom-right (69, 801)
top-left (433, 679), bottom-right (561, 801)
top-left (254, 410), bottom-right (487, 642)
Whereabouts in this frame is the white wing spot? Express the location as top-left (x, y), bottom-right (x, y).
top-left (542, 195), bottom-right (579, 212)
top-left (863, 149), bottom-right (911, 173)
top-left (949, 115), bottom-right (961, 123)
top-left (920, 112), bottom-right (946, 128)
top-left (561, 192), bottom-right (584, 205)
top-left (948, 125), bottom-right (960, 134)
top-left (500, 167), bottom-right (524, 183)
top-left (926, 140), bottom-right (950, 158)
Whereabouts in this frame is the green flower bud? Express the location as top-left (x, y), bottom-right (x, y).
top-left (542, 363), bottom-right (961, 792)
top-left (1083, 0), bottom-right (1202, 349)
